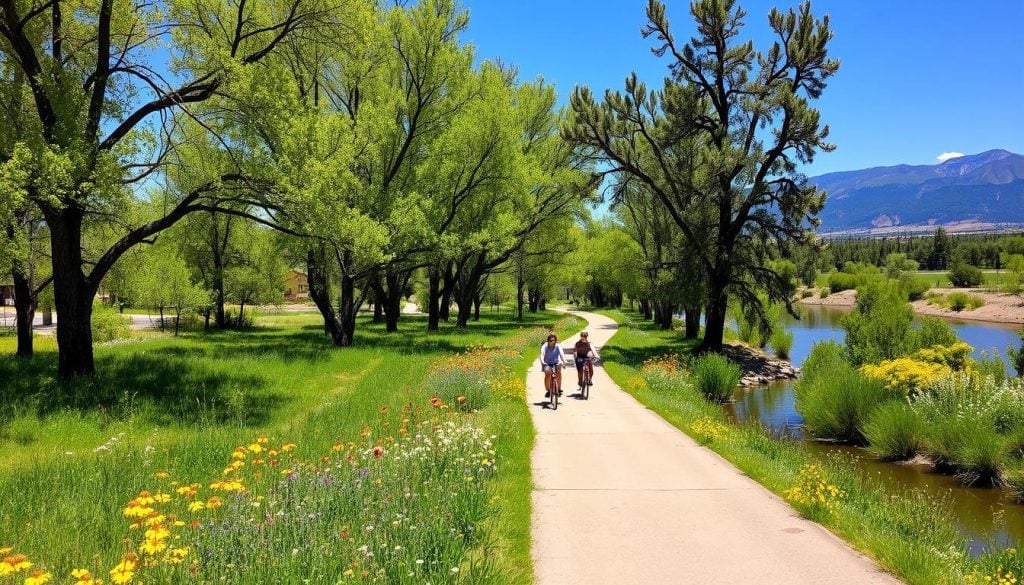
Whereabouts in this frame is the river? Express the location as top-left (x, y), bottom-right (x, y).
top-left (723, 304), bottom-right (1024, 554)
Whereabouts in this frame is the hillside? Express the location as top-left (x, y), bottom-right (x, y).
top-left (813, 150), bottom-right (1024, 234)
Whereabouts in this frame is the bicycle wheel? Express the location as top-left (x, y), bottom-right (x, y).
top-left (583, 374), bottom-right (590, 400)
top-left (550, 373), bottom-right (559, 410)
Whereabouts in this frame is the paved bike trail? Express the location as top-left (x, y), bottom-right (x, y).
top-left (528, 310), bottom-right (900, 585)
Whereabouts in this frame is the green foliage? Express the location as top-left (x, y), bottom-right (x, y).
top-left (91, 304), bottom-right (132, 343)
top-left (948, 263), bottom-right (984, 288)
top-left (884, 253), bottom-right (919, 280)
top-left (863, 401), bottom-right (924, 461)
top-left (1008, 330), bottom-right (1024, 377)
top-left (843, 281), bottom-right (914, 366)
top-left (770, 328), bottom-right (795, 359)
top-left (692, 354), bottom-right (742, 403)
top-left (795, 342), bottom-right (890, 443)
top-left (926, 292), bottom-right (985, 312)
top-left (905, 278), bottom-right (930, 301)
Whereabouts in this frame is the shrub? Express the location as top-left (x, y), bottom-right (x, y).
top-left (908, 317), bottom-right (959, 350)
top-left (975, 351), bottom-right (1009, 385)
top-left (863, 401), bottom-right (924, 460)
top-left (692, 353), bottom-right (742, 403)
top-left (945, 292), bottom-right (985, 312)
top-left (819, 288), bottom-right (830, 299)
top-left (769, 328), bottom-right (794, 359)
top-left (843, 281), bottom-right (914, 365)
top-left (860, 358), bottom-right (951, 397)
top-left (905, 278), bottom-right (930, 301)
top-left (828, 272), bottom-right (858, 293)
top-left (92, 303), bottom-right (132, 342)
top-left (800, 289), bottom-right (814, 299)
top-left (948, 263), bottom-right (984, 288)
top-left (795, 343), bottom-right (890, 443)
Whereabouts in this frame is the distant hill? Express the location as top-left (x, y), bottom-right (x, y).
top-left (812, 150), bottom-right (1024, 235)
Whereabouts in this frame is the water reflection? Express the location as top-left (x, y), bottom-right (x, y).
top-left (727, 303), bottom-right (1024, 553)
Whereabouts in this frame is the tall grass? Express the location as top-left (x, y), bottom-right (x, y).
top-left (794, 342), bottom-right (890, 444)
top-left (769, 328), bottom-right (794, 359)
top-left (692, 353), bottom-right (742, 402)
top-left (0, 309), bottom-right (578, 584)
top-left (862, 400), bottom-right (924, 461)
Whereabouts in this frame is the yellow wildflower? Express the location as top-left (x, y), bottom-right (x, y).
top-left (70, 568), bottom-right (96, 584)
top-left (109, 558), bottom-right (135, 584)
top-left (281, 443), bottom-right (297, 452)
top-left (139, 538), bottom-right (167, 555)
top-left (2, 554), bottom-right (33, 575)
top-left (188, 501), bottom-right (206, 512)
top-left (247, 443), bottom-right (263, 453)
top-left (23, 569), bottom-right (52, 585)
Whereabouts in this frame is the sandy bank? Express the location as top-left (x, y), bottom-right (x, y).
top-left (799, 288), bottom-right (1024, 326)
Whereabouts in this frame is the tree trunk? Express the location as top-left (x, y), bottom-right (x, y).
top-left (684, 306), bottom-right (701, 339)
top-left (337, 265), bottom-right (359, 345)
top-left (699, 287), bottom-right (729, 353)
top-left (307, 246), bottom-right (346, 346)
top-left (528, 288), bottom-right (540, 313)
top-left (50, 211), bottom-right (96, 379)
top-left (639, 299), bottom-right (651, 320)
top-left (12, 266), bottom-right (35, 358)
top-left (174, 309), bottom-right (181, 336)
top-left (439, 262), bottom-right (456, 322)
top-left (473, 293), bottom-right (482, 322)
top-left (159, 306), bottom-right (165, 330)
top-left (516, 267), bottom-right (525, 321)
top-left (427, 268), bottom-right (441, 331)
top-left (213, 260), bottom-right (226, 329)
top-left (372, 296), bottom-right (384, 324)
top-left (658, 302), bottom-right (673, 330)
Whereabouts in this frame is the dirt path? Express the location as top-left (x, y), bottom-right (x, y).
top-left (528, 310), bottom-right (900, 585)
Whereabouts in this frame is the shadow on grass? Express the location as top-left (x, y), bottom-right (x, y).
top-left (598, 313), bottom-right (701, 367)
top-left (0, 310), bottom-right (563, 429)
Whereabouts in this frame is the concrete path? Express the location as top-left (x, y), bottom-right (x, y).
top-left (529, 310), bottom-right (900, 585)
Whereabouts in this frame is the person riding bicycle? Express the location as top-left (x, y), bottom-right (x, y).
top-left (574, 331), bottom-right (599, 387)
top-left (540, 333), bottom-right (570, 398)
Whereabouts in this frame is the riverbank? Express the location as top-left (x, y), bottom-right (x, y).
top-left (800, 288), bottom-right (1024, 326)
top-left (723, 342), bottom-right (800, 387)
top-left (597, 308), bottom-right (1021, 585)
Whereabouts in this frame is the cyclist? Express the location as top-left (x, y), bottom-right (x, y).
top-left (574, 331), bottom-right (599, 388)
top-left (540, 333), bottom-right (570, 398)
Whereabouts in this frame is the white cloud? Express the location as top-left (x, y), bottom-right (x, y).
top-left (937, 151), bottom-right (965, 162)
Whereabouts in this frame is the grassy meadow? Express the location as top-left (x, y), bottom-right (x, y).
top-left (0, 308), bottom-right (578, 584)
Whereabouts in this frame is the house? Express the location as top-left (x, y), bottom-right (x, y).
top-left (283, 270), bottom-right (309, 301)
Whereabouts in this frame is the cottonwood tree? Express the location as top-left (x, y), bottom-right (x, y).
top-left (0, 0), bottom-right (345, 378)
top-left (133, 244), bottom-right (208, 335)
top-left (565, 0), bottom-right (837, 352)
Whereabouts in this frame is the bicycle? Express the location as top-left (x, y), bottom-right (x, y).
top-left (579, 356), bottom-right (593, 400)
top-left (545, 364), bottom-right (561, 410)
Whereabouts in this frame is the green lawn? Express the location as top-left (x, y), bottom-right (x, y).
top-left (596, 309), bottom-right (1013, 585)
top-left (0, 309), bottom-right (578, 583)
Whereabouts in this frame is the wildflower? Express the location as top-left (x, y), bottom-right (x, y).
top-left (281, 443), bottom-right (297, 452)
top-left (360, 426), bottom-right (372, 438)
top-left (256, 435), bottom-right (269, 444)
top-left (380, 405), bottom-right (390, 414)
top-left (247, 443), bottom-right (263, 453)
top-left (154, 471), bottom-right (169, 479)
top-left (188, 501), bottom-right (206, 512)
top-left (139, 538), bottom-right (168, 555)
top-left (109, 558), bottom-right (136, 584)
top-left (1, 554), bottom-right (32, 575)
top-left (373, 446), bottom-right (385, 458)
top-left (152, 493), bottom-right (171, 504)
top-left (23, 569), bottom-right (52, 585)
top-left (231, 448), bottom-right (247, 460)
top-left (165, 547), bottom-right (189, 564)
top-left (71, 568), bottom-right (96, 584)
top-left (206, 496), bottom-right (223, 509)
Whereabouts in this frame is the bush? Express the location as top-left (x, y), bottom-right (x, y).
top-left (795, 342), bottom-right (890, 443)
top-left (932, 291), bottom-right (985, 312)
top-left (908, 317), bottom-right (959, 350)
top-left (769, 328), bottom-right (794, 359)
top-left (905, 278), bottom-right (930, 301)
top-left (861, 358), bottom-right (951, 397)
top-left (819, 288), bottom-right (830, 298)
top-left (91, 303), bottom-right (132, 342)
top-left (863, 400), bottom-right (924, 460)
top-left (692, 353), bottom-right (742, 403)
top-left (948, 263), bottom-right (984, 288)
top-left (843, 281), bottom-right (914, 365)
top-left (828, 272), bottom-right (858, 293)
top-left (800, 289), bottom-right (814, 299)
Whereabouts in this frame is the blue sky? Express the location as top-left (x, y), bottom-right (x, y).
top-left (461, 1), bottom-right (1024, 177)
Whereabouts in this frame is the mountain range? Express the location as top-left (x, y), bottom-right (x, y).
top-left (810, 149), bottom-right (1024, 235)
